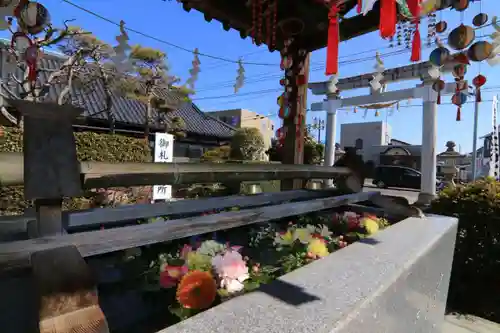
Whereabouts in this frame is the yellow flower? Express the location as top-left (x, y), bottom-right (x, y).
top-left (307, 239), bottom-right (329, 258)
top-left (293, 228), bottom-right (312, 244)
top-left (362, 217), bottom-right (380, 235)
top-left (275, 230), bottom-right (295, 246)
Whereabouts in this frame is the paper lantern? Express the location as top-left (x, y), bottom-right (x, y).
top-left (452, 92), bottom-right (467, 121)
top-left (473, 74), bottom-right (487, 102)
top-left (432, 79), bottom-right (445, 104)
top-left (17, 1), bottom-right (50, 35)
top-left (473, 13), bottom-right (489, 27)
top-left (452, 0), bottom-right (469, 12)
top-left (452, 92), bottom-right (467, 106)
top-left (429, 47), bottom-right (450, 66)
top-left (452, 64), bottom-right (467, 78)
top-left (468, 41), bottom-right (493, 62)
top-left (435, 21), bottom-right (447, 33)
top-left (448, 24), bottom-right (475, 50)
top-left (473, 74), bottom-right (486, 88)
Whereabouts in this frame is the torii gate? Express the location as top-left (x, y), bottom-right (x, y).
top-left (309, 60), bottom-right (467, 205)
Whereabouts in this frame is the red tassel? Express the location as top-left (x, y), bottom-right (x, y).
top-left (410, 26), bottom-right (421, 62)
top-left (380, 0), bottom-right (397, 38)
top-left (437, 91), bottom-right (441, 105)
top-left (357, 0), bottom-right (362, 13)
top-left (325, 5), bottom-right (340, 75)
top-left (476, 89), bottom-right (482, 103)
top-left (456, 107), bottom-right (461, 121)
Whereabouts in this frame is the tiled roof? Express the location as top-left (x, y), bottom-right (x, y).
top-left (0, 47), bottom-right (235, 139)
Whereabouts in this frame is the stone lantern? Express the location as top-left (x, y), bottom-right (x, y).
top-left (437, 141), bottom-right (465, 188)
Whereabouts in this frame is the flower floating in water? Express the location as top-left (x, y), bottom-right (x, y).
top-left (307, 239), bottom-right (329, 259)
top-left (186, 252), bottom-right (212, 272)
top-left (176, 270), bottom-right (217, 309)
top-left (197, 240), bottom-right (226, 257)
top-left (212, 250), bottom-right (250, 293)
top-left (160, 265), bottom-right (188, 288)
top-left (361, 217), bottom-right (380, 235)
top-left (274, 230), bottom-right (295, 246)
top-left (294, 228), bottom-right (313, 244)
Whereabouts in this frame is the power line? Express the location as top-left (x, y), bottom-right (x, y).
top-left (195, 25), bottom-right (494, 92)
top-left (61, 0), bottom-right (277, 66)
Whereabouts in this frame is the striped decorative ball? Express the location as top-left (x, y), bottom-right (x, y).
top-left (18, 2), bottom-right (50, 35)
top-left (448, 24), bottom-right (475, 50)
top-left (467, 41), bottom-right (493, 62)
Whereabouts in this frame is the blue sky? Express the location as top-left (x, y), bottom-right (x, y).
top-left (4, 0), bottom-right (500, 153)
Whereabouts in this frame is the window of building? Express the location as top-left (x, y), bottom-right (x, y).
top-left (355, 138), bottom-right (363, 150)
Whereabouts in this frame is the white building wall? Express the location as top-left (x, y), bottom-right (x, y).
top-left (340, 121), bottom-right (392, 161)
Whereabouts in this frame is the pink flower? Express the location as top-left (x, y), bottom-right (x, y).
top-left (159, 265), bottom-right (188, 288)
top-left (212, 250), bottom-right (249, 293)
top-left (180, 244), bottom-right (193, 260)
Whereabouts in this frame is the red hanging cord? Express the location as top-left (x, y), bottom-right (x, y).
top-left (407, 0), bottom-right (422, 62)
top-left (325, 4), bottom-right (340, 75)
top-left (456, 107), bottom-right (461, 121)
top-left (357, 0), bottom-right (362, 13)
top-left (379, 0), bottom-right (397, 38)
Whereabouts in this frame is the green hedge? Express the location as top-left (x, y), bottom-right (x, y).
top-left (429, 178), bottom-right (500, 322)
top-left (0, 126), bottom-right (152, 215)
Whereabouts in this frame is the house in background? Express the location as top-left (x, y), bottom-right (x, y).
top-left (0, 47), bottom-right (236, 160)
top-left (206, 109), bottom-right (275, 151)
top-left (340, 121), bottom-right (422, 170)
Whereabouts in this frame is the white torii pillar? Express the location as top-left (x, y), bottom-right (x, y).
top-left (323, 99), bottom-right (340, 187)
top-left (417, 85), bottom-right (438, 205)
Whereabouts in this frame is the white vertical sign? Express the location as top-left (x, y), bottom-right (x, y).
top-left (153, 133), bottom-right (174, 200)
top-left (490, 96), bottom-right (499, 179)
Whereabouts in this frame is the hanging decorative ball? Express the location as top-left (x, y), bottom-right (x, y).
top-left (448, 24), bottom-right (475, 50)
top-left (435, 21), bottom-right (447, 33)
top-left (429, 47), bottom-right (450, 66)
top-left (468, 41), bottom-right (494, 62)
top-left (452, 0), bottom-right (469, 12)
top-left (473, 74), bottom-right (487, 88)
top-left (17, 1), bottom-right (50, 35)
top-left (452, 64), bottom-right (467, 78)
top-left (10, 31), bottom-right (32, 54)
top-left (452, 52), bottom-right (470, 65)
top-left (432, 79), bottom-right (445, 92)
top-left (452, 92), bottom-right (467, 106)
top-left (473, 13), bottom-right (489, 27)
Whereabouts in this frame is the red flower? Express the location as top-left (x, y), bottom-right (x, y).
top-left (160, 265), bottom-right (188, 288)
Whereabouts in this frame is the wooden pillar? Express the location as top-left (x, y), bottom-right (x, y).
top-left (281, 44), bottom-right (310, 191)
top-left (4, 99), bottom-right (110, 333)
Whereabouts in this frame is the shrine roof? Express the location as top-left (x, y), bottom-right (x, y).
top-left (177, 0), bottom-right (450, 52)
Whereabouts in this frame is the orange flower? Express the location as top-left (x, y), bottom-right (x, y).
top-left (176, 270), bottom-right (217, 310)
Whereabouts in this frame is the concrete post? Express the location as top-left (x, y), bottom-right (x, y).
top-left (417, 85), bottom-right (438, 205)
top-left (324, 99), bottom-right (338, 187)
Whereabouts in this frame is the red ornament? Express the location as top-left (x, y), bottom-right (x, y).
top-left (473, 74), bottom-right (487, 102)
top-left (407, 0), bottom-right (422, 62)
top-left (325, 4), bottom-right (340, 75)
top-left (357, 0), bottom-right (362, 13)
top-left (379, 0), bottom-right (397, 39)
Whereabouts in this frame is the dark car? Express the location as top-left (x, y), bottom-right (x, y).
top-left (372, 165), bottom-right (422, 189)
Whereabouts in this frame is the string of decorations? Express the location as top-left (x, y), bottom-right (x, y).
top-left (425, 0), bottom-right (499, 122)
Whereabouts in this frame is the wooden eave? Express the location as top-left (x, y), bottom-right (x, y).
top-left (178, 0), bottom-right (452, 52)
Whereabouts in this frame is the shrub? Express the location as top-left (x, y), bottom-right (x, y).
top-left (0, 126), bottom-right (152, 215)
top-left (429, 178), bottom-right (500, 321)
top-left (267, 138), bottom-right (324, 165)
top-left (201, 146), bottom-right (230, 162)
top-left (230, 127), bottom-right (265, 161)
